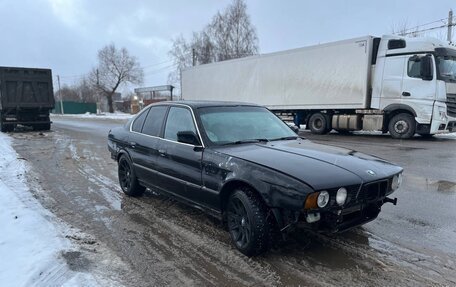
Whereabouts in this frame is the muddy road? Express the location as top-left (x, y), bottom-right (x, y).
top-left (10, 116), bottom-right (456, 286)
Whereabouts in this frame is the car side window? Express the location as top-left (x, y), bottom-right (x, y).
top-left (131, 109), bottom-right (148, 132)
top-left (164, 107), bottom-right (197, 142)
top-left (142, 106), bottom-right (168, 137)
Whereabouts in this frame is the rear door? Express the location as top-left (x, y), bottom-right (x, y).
top-left (131, 105), bottom-right (168, 187)
top-left (0, 68), bottom-right (54, 108)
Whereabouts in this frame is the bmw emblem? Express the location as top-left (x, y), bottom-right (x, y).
top-left (366, 170), bottom-right (376, 176)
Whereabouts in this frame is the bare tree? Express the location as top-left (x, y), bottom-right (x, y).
top-left (167, 35), bottom-right (192, 87)
top-left (168, 0), bottom-right (258, 87)
top-left (90, 44), bottom-right (143, 113)
top-left (76, 77), bottom-right (97, 103)
top-left (208, 0), bottom-right (259, 61)
top-left (55, 84), bottom-right (80, 102)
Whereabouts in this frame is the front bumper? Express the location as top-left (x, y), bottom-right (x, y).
top-left (300, 179), bottom-right (397, 233)
top-left (430, 102), bottom-right (456, 134)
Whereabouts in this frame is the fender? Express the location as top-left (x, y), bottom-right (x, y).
top-left (383, 104), bottom-right (417, 117)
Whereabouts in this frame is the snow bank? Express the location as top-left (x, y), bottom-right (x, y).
top-left (0, 133), bottom-right (97, 287)
top-left (51, 112), bottom-right (134, 120)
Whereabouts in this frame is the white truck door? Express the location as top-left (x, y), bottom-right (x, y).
top-left (401, 54), bottom-right (436, 124)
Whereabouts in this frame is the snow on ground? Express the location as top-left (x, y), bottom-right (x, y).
top-left (51, 112), bottom-right (134, 120)
top-left (0, 133), bottom-right (98, 287)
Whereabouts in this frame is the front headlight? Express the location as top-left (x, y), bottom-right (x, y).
top-left (391, 173), bottom-right (403, 191)
top-left (336, 187), bottom-right (348, 206)
top-left (317, 191), bottom-right (330, 208)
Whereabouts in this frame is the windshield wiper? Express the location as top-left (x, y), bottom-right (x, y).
top-left (270, 136), bottom-right (299, 141)
top-left (221, 138), bottom-right (269, 145)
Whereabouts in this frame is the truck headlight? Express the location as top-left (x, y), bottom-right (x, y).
top-left (438, 106), bottom-right (447, 121)
top-left (336, 187), bottom-right (347, 206)
top-left (391, 174), bottom-right (402, 191)
top-left (317, 191), bottom-right (330, 208)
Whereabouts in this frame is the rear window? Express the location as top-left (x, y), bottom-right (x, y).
top-left (131, 110), bottom-right (148, 132)
top-left (142, 106), bottom-right (168, 137)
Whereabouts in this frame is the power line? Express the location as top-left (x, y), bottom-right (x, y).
top-left (402, 22), bottom-right (456, 36)
top-left (400, 17), bottom-right (448, 33)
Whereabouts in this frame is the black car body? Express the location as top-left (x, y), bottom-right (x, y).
top-left (108, 101), bottom-right (403, 256)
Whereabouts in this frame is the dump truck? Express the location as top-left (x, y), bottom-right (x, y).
top-left (182, 35), bottom-right (456, 139)
top-left (0, 66), bottom-right (54, 132)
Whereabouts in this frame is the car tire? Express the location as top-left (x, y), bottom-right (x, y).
top-left (118, 155), bottom-right (145, 196)
top-left (388, 113), bottom-right (416, 139)
top-left (308, 113), bottom-right (330, 134)
top-left (226, 188), bottom-right (271, 256)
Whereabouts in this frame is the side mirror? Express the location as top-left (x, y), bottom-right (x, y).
top-left (177, 131), bottom-right (201, 146)
top-left (420, 55), bottom-right (433, 81)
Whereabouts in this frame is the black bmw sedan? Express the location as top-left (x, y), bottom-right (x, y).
top-left (108, 101), bottom-right (403, 256)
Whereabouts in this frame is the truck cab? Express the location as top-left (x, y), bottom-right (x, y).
top-left (371, 35), bottom-right (456, 137)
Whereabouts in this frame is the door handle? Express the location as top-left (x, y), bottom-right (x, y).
top-left (130, 142), bottom-right (137, 148)
top-left (158, 149), bottom-right (166, 156)
top-left (402, 91), bottom-right (411, 97)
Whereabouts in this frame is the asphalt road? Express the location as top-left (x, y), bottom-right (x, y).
top-left (10, 116), bottom-right (456, 287)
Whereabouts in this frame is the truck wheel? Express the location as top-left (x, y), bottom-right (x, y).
top-left (226, 188), bottom-right (271, 256)
top-left (0, 122), bottom-right (13, 132)
top-left (118, 155), bottom-right (145, 196)
top-left (308, 113), bottom-right (330, 134)
top-left (388, 113), bottom-right (416, 139)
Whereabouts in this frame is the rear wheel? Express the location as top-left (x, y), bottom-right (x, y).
top-left (388, 113), bottom-right (416, 139)
top-left (227, 188), bottom-right (271, 256)
top-left (308, 113), bottom-right (330, 134)
top-left (118, 155), bottom-right (145, 196)
top-left (0, 121), bottom-right (13, 133)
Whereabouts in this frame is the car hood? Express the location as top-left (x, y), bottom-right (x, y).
top-left (213, 139), bottom-right (403, 190)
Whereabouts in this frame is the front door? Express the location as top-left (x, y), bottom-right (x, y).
top-left (401, 54), bottom-right (437, 123)
top-left (154, 106), bottom-right (203, 203)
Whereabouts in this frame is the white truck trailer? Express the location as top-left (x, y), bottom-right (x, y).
top-left (182, 35), bottom-right (456, 139)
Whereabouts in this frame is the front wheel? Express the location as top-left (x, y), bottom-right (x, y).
top-left (388, 113), bottom-right (416, 139)
top-left (118, 155), bottom-right (145, 196)
top-left (226, 188), bottom-right (271, 256)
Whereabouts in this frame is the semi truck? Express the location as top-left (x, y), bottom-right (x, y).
top-left (0, 66), bottom-right (54, 132)
top-left (181, 35), bottom-right (456, 139)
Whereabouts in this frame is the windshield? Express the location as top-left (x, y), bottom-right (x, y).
top-left (437, 56), bottom-right (456, 82)
top-left (198, 106), bottom-right (297, 145)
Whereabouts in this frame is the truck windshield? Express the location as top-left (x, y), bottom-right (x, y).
top-left (198, 106), bottom-right (297, 146)
top-left (437, 56), bottom-right (456, 82)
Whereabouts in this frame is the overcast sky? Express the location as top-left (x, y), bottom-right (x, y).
top-left (1, 0), bottom-right (454, 94)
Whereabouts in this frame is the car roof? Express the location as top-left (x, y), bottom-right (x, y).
top-left (150, 100), bottom-right (261, 109)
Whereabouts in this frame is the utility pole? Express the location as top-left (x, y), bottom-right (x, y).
top-left (96, 68), bottom-right (101, 114)
top-left (192, 48), bottom-right (196, 66)
top-left (448, 9), bottom-right (453, 44)
top-left (57, 75), bottom-right (64, 114)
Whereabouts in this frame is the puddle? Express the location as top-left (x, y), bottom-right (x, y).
top-left (425, 179), bottom-right (456, 193)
